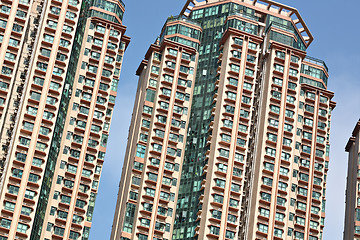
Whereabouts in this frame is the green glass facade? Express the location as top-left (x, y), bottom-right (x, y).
top-left (30, 0), bottom-right (126, 238)
top-left (173, 3), bottom-right (250, 238)
top-left (30, 0), bottom-right (92, 238)
top-left (173, 2), bottom-right (313, 239)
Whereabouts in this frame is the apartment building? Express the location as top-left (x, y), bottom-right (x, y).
top-left (0, 0), bottom-right (129, 239)
top-left (111, 0), bottom-right (335, 240)
top-left (344, 120), bottom-right (360, 239)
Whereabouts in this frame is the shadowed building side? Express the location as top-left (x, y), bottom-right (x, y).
top-left (344, 120), bottom-right (360, 239)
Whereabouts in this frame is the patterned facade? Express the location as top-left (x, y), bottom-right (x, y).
top-left (111, 17), bottom-right (200, 240)
top-left (112, 0), bottom-right (335, 240)
top-left (0, 0), bottom-right (129, 239)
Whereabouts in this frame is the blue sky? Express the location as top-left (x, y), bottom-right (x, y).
top-left (90, 0), bottom-right (360, 239)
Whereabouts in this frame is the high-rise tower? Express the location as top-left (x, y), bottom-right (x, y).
top-left (344, 120), bottom-right (360, 239)
top-left (0, 0), bottom-right (129, 239)
top-left (111, 0), bottom-right (335, 240)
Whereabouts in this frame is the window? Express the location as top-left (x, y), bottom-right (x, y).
top-left (225, 230), bottom-right (235, 239)
top-left (44, 34), bottom-right (55, 43)
top-left (28, 174), bottom-right (39, 183)
top-left (1, 219), bottom-right (11, 229)
top-left (240, 109), bottom-right (249, 118)
top-left (260, 208), bottom-right (270, 217)
top-left (219, 149), bottom-right (229, 158)
top-left (306, 91), bottom-right (316, 100)
top-left (275, 212), bottom-right (285, 222)
top-left (82, 169), bottom-right (92, 177)
top-left (283, 138), bottom-right (292, 146)
top-left (9, 38), bottom-right (19, 47)
top-left (234, 153), bottom-right (244, 162)
top-left (291, 55), bottom-right (299, 63)
top-left (138, 234), bottom-right (148, 240)
top-left (54, 227), bottom-right (65, 236)
top-left (230, 64), bottom-right (240, 72)
top-left (272, 91), bottom-right (281, 100)
top-left (296, 216), bottom-right (305, 226)
top-left (145, 89), bottom-right (156, 102)
top-left (223, 119), bottom-right (233, 128)
top-left (238, 124), bottom-right (247, 133)
top-left (248, 42), bottom-right (257, 50)
top-left (143, 105), bottom-right (153, 114)
top-left (288, 82), bottom-right (297, 90)
top-left (284, 123), bottom-right (293, 132)
top-left (212, 210), bottom-right (221, 219)
top-left (69, 231), bottom-right (79, 239)
top-left (277, 197), bottom-right (286, 206)
top-left (142, 120), bottom-right (150, 129)
top-left (210, 226), bottom-right (220, 235)
top-left (136, 144), bottom-right (146, 158)
top-left (302, 145), bottom-right (311, 154)
top-left (269, 118), bottom-right (279, 128)
top-left (270, 105), bottom-right (280, 114)
top-left (33, 158), bottom-right (42, 167)
top-left (4, 202), bottom-right (15, 211)
top-left (298, 187), bottom-right (308, 196)
top-left (278, 182), bottom-right (287, 191)
top-left (280, 151), bottom-right (290, 162)
top-left (132, 177), bottom-right (141, 185)
top-left (58, 210), bottom-right (68, 219)
top-left (289, 68), bottom-right (298, 77)
top-left (275, 64), bottom-right (284, 72)
top-left (12, 169), bottom-right (23, 178)
top-left (151, 66), bottom-right (159, 74)
top-left (243, 82), bottom-right (252, 90)
top-left (19, 137), bottom-right (30, 146)
top-left (276, 51), bottom-right (285, 59)
top-left (242, 96), bottom-right (251, 104)
top-left (264, 162), bottom-right (274, 172)
top-left (266, 147), bottom-right (276, 157)
top-left (0, 81), bottom-right (8, 90)
top-left (67, 164), bottom-right (77, 174)
top-left (25, 190), bottom-right (35, 199)
top-left (227, 91), bottom-right (236, 100)
top-left (300, 173), bottom-right (309, 182)
top-left (279, 167), bottom-right (289, 176)
top-left (214, 194), bottom-right (224, 203)
top-left (267, 133), bottom-right (277, 142)
top-left (304, 131), bottom-right (312, 140)
top-left (274, 228), bottom-right (283, 237)
top-left (261, 192), bottom-right (271, 202)
top-left (258, 224), bottom-right (268, 233)
top-left (273, 78), bottom-right (283, 86)
top-left (245, 68), bottom-right (254, 77)
top-left (129, 191), bottom-right (138, 201)
top-left (229, 198), bottom-right (239, 207)
top-left (232, 51), bottom-right (241, 59)
top-left (286, 95), bottom-right (295, 104)
top-left (215, 179), bottom-right (225, 188)
top-left (263, 177), bottom-right (272, 186)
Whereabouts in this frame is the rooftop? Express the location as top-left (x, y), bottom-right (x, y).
top-left (345, 120), bottom-right (360, 152)
top-left (180, 0), bottom-right (314, 47)
top-left (304, 56), bottom-right (329, 72)
top-left (166, 15), bottom-right (202, 27)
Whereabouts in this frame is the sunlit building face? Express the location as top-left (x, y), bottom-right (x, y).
top-left (111, 1), bottom-right (335, 240)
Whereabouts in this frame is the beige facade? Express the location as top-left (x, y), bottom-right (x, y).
top-left (112, 1), bottom-right (335, 240)
top-left (344, 121), bottom-right (360, 239)
top-left (111, 18), bottom-right (200, 240)
top-left (0, 0), bottom-right (128, 239)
